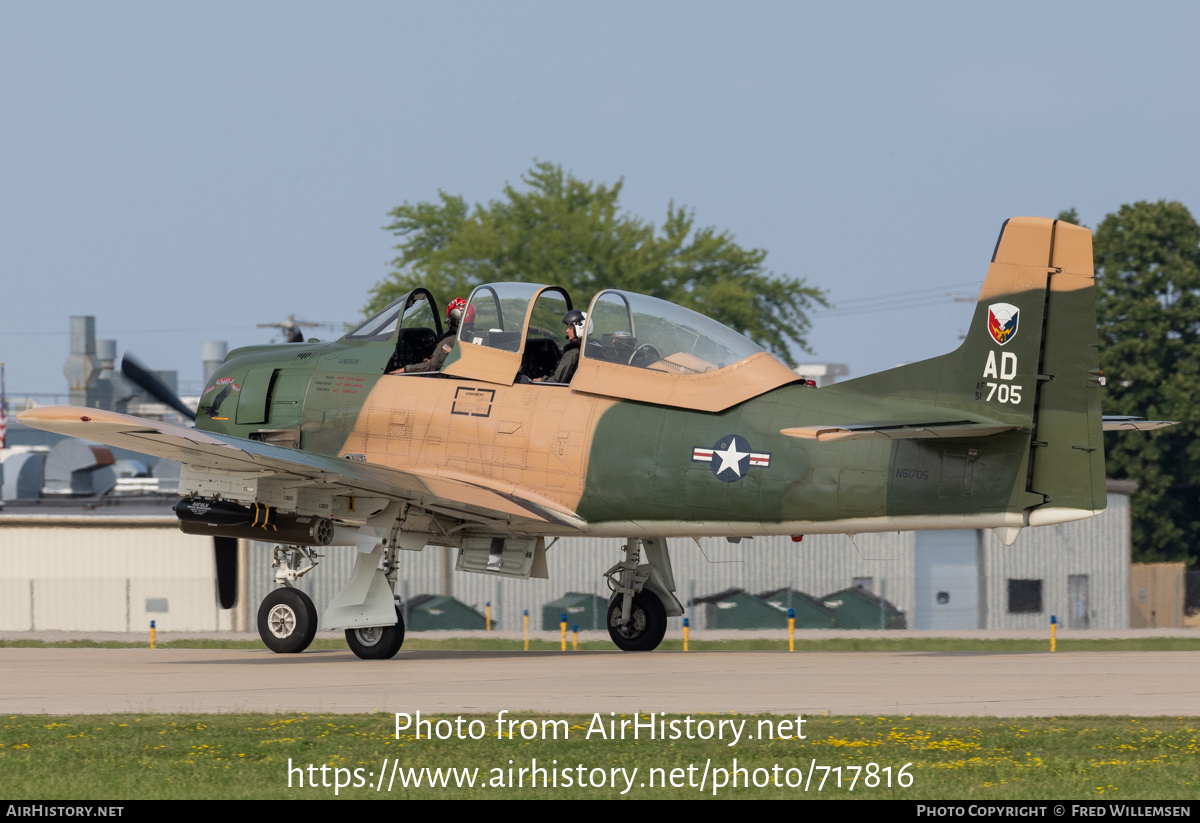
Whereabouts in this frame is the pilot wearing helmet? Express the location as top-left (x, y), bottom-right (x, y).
top-left (536, 309), bottom-right (586, 384)
top-left (393, 297), bottom-right (467, 374)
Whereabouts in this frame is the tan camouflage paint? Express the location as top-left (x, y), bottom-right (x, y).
top-left (339, 373), bottom-right (618, 514)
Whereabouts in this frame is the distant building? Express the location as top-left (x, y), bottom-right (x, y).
top-left (0, 484), bottom-right (1135, 634)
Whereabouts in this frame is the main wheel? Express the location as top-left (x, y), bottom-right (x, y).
top-left (607, 591), bottom-right (667, 652)
top-left (345, 605), bottom-right (405, 660)
top-left (257, 588), bottom-right (318, 654)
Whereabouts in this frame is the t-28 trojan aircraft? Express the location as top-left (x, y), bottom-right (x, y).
top-left (19, 217), bottom-right (1168, 658)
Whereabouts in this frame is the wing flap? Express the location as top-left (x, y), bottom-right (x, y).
top-left (18, 406), bottom-right (585, 529)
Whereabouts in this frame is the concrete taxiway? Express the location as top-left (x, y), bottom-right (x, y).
top-left (1, 647), bottom-right (1196, 716)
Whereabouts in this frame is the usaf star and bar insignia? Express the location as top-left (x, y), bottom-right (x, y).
top-left (692, 434), bottom-right (771, 483)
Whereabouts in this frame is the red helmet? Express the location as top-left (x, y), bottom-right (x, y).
top-left (446, 297), bottom-right (468, 324)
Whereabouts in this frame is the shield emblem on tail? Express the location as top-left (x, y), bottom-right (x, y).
top-left (987, 303), bottom-right (1019, 346)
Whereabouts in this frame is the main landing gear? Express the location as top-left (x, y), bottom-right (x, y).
top-left (604, 537), bottom-right (683, 652)
top-left (257, 542), bottom-right (407, 659)
top-left (345, 605), bottom-right (406, 660)
top-left (257, 587), bottom-right (319, 654)
top-left (607, 591), bottom-right (667, 651)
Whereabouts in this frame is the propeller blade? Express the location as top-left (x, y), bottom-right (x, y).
top-left (214, 536), bottom-right (238, 610)
top-left (121, 354), bottom-right (197, 421)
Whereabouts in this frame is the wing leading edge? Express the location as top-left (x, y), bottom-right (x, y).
top-left (17, 406), bottom-right (586, 530)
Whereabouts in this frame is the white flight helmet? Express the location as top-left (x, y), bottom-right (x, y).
top-left (562, 309), bottom-right (587, 339)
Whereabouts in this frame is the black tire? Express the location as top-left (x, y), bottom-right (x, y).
top-left (607, 591), bottom-right (667, 651)
top-left (257, 588), bottom-right (318, 654)
top-left (345, 605), bottom-right (405, 660)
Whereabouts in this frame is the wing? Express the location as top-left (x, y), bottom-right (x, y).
top-left (17, 406), bottom-right (586, 530)
top-left (780, 419), bottom-right (1022, 442)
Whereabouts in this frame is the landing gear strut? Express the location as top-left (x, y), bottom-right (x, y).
top-left (254, 505), bottom-right (423, 658)
top-left (257, 587), bottom-right (319, 654)
top-left (603, 537), bottom-right (683, 652)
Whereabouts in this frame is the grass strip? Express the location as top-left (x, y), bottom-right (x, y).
top-left (2, 712), bottom-right (1197, 800)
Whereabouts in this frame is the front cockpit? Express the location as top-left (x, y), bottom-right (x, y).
top-left (343, 288), bottom-right (444, 373)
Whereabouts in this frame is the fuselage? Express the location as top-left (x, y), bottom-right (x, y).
top-left (196, 342), bottom-right (1033, 538)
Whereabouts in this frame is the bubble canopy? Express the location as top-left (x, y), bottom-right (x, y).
top-left (571, 289), bottom-right (800, 411)
top-left (582, 290), bottom-right (764, 374)
top-left (433, 281), bottom-right (799, 411)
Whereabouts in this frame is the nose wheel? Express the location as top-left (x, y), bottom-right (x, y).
top-left (257, 588), bottom-right (319, 654)
top-left (607, 591), bottom-right (667, 651)
top-left (345, 605), bottom-right (406, 660)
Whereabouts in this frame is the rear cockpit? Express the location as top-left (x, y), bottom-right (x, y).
top-left (582, 290), bottom-right (765, 374)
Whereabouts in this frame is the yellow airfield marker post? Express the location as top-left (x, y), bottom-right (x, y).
top-left (682, 616), bottom-right (689, 652)
top-left (1050, 614), bottom-right (1057, 652)
top-left (523, 610), bottom-right (529, 651)
top-left (788, 608), bottom-right (795, 652)
top-left (560, 613), bottom-right (567, 651)
top-left (149, 620), bottom-right (156, 650)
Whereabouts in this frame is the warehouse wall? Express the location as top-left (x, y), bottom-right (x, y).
top-left (0, 519), bottom-right (234, 632)
top-left (247, 531), bottom-right (914, 635)
top-left (1, 488), bottom-right (1129, 634)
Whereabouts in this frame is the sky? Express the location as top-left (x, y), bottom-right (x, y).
top-left (2, 1), bottom-right (1198, 398)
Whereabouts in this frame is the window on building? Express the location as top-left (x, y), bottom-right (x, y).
top-left (1007, 579), bottom-right (1043, 614)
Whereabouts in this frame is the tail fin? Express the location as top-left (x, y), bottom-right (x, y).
top-left (826, 216), bottom-right (1106, 523)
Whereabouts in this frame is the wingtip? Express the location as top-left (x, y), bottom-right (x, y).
top-left (16, 405), bottom-right (102, 429)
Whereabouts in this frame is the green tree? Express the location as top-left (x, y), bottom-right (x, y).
top-left (366, 162), bottom-right (827, 364)
top-left (1095, 200), bottom-right (1200, 562)
top-left (1056, 208), bottom-right (1081, 226)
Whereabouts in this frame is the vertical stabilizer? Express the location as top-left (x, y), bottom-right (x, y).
top-left (826, 217), bottom-right (1105, 524)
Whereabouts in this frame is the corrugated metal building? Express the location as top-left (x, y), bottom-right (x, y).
top-left (0, 512), bottom-right (235, 632)
top-left (244, 483), bottom-right (1133, 634)
top-left (1, 484), bottom-right (1132, 634)
top-left (1129, 563), bottom-right (1186, 629)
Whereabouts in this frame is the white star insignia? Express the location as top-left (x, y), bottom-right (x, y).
top-left (713, 439), bottom-right (749, 477)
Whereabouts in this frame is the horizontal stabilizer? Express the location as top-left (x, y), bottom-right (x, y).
top-left (1101, 416), bottom-right (1177, 432)
top-left (780, 420), bottom-right (1022, 442)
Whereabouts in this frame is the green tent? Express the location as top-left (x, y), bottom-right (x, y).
top-left (757, 588), bottom-right (836, 629)
top-left (820, 586), bottom-right (906, 629)
top-left (690, 588), bottom-right (789, 630)
top-left (404, 595), bottom-right (487, 631)
top-left (542, 592), bottom-right (607, 631)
